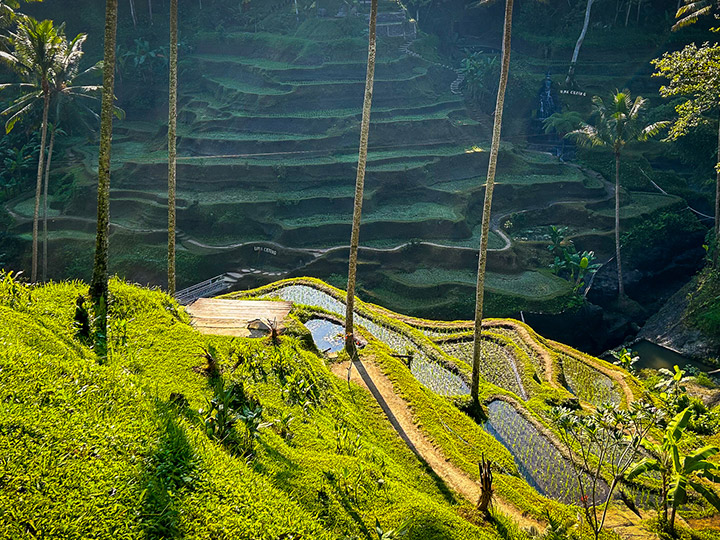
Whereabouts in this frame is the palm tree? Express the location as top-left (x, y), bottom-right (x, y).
top-left (569, 90), bottom-right (666, 299)
top-left (90, 0), bottom-right (119, 358)
top-left (627, 408), bottom-right (720, 534)
top-left (673, 0), bottom-right (720, 30)
top-left (469, 0), bottom-right (515, 406)
top-left (41, 33), bottom-right (104, 282)
top-left (344, 0), bottom-right (378, 354)
top-left (167, 0), bottom-right (178, 295)
top-left (2, 29), bottom-right (104, 282)
top-left (0, 0), bottom-right (41, 33)
top-left (0, 16), bottom-right (63, 283)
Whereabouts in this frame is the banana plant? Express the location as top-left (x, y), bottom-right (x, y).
top-left (611, 347), bottom-right (639, 374)
top-left (547, 225), bottom-right (570, 259)
top-left (626, 407), bottom-right (720, 534)
top-left (655, 365), bottom-right (691, 410)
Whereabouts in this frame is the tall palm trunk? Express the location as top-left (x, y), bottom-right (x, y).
top-left (344, 0), bottom-right (378, 354)
top-left (470, 0), bottom-right (514, 404)
top-left (167, 0), bottom-right (178, 295)
top-left (566, 0), bottom-right (595, 86)
top-left (129, 0), bottom-right (137, 27)
top-left (31, 88), bottom-right (50, 283)
top-left (42, 122), bottom-right (56, 283)
top-left (615, 151), bottom-right (625, 297)
top-left (90, 0), bottom-right (119, 358)
top-left (715, 109), bottom-right (720, 241)
top-left (662, 473), bottom-right (669, 523)
top-left (625, 0), bottom-right (632, 26)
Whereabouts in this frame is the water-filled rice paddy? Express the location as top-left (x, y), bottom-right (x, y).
top-left (486, 326), bottom-right (546, 379)
top-left (305, 318), bottom-right (345, 354)
top-left (440, 339), bottom-right (528, 400)
top-left (256, 282), bottom-right (642, 506)
top-left (484, 400), bottom-right (607, 504)
top-left (560, 354), bottom-right (622, 407)
top-left (267, 285), bottom-right (469, 396)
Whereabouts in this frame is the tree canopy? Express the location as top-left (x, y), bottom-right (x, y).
top-left (653, 42), bottom-right (720, 141)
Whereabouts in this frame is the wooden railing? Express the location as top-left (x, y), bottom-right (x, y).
top-left (174, 274), bottom-right (232, 305)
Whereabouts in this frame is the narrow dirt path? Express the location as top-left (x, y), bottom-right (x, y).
top-left (330, 356), bottom-right (543, 531)
top-left (330, 354), bottom-right (658, 539)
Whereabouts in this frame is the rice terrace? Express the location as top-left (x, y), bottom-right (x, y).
top-left (1, 0), bottom-right (720, 539)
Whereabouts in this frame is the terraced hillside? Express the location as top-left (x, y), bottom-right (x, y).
top-left (2, 1), bottom-right (684, 319)
top-left (227, 276), bottom-right (695, 521)
top-left (12, 275), bottom-right (720, 538)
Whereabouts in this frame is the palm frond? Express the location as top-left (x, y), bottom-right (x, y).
top-left (640, 121), bottom-right (670, 140)
top-left (674, 0), bottom-right (714, 29)
top-left (4, 99), bottom-right (36, 133)
top-left (688, 480), bottom-right (720, 511)
top-left (1, 89), bottom-right (42, 116)
top-left (0, 82), bottom-right (37, 93)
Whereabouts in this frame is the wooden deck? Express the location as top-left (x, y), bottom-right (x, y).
top-left (185, 298), bottom-right (293, 337)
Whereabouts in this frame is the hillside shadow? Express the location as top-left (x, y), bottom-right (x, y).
top-left (142, 403), bottom-right (195, 539)
top-left (351, 358), bottom-right (458, 505)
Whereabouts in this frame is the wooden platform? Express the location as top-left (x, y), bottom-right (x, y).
top-left (185, 298), bottom-right (293, 337)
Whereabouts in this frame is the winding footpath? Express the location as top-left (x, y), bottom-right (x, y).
top-left (330, 353), bottom-right (655, 539)
top-left (330, 354), bottom-right (543, 531)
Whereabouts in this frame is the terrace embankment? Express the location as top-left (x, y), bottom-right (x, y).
top-left (2, 3), bottom-right (689, 328)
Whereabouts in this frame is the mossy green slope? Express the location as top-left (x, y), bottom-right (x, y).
top-left (0, 276), bottom-right (509, 539)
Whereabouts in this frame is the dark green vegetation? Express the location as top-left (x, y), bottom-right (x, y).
top-left (0, 0), bottom-right (705, 323)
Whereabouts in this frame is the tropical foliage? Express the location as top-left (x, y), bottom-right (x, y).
top-left (653, 42), bottom-right (720, 242)
top-left (627, 407), bottom-right (720, 534)
top-left (611, 347), bottom-right (639, 374)
top-left (552, 402), bottom-right (660, 540)
top-left (570, 90), bottom-right (668, 299)
top-left (546, 225), bottom-right (601, 295)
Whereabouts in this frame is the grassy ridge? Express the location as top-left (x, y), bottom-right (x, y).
top-left (0, 275), bottom-right (513, 539)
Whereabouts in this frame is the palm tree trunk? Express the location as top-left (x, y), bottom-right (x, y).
top-left (129, 0), bottom-right (137, 27)
top-left (31, 90), bottom-right (50, 283)
top-left (662, 473), bottom-right (668, 523)
top-left (42, 123), bottom-right (56, 283)
top-left (615, 151), bottom-right (625, 298)
top-left (470, 0), bottom-right (514, 404)
top-left (167, 0), bottom-right (178, 295)
top-left (148, 0), bottom-right (153, 24)
top-left (625, 0), bottom-right (632, 26)
top-left (566, 0), bottom-right (595, 86)
top-left (90, 0), bottom-right (119, 359)
top-left (344, 0), bottom-right (378, 354)
top-left (714, 108), bottom-right (720, 240)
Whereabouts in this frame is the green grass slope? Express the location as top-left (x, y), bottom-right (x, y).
top-left (0, 275), bottom-right (514, 539)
